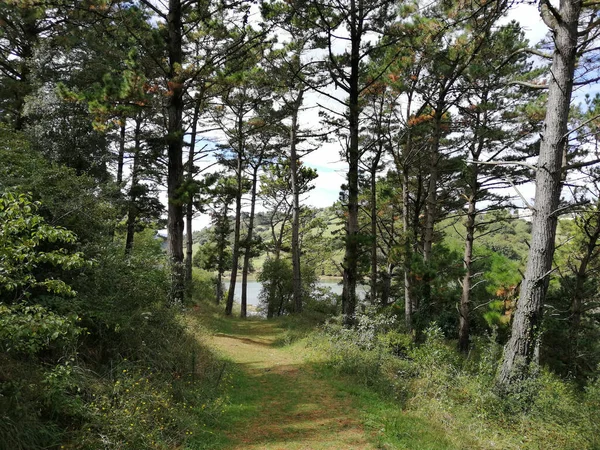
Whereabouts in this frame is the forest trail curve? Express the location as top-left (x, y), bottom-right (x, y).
top-left (206, 318), bottom-right (375, 450)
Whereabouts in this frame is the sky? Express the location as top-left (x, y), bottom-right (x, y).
top-left (188, 2), bottom-right (553, 233)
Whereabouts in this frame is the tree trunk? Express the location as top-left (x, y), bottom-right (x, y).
top-left (125, 116), bottom-right (142, 254)
top-left (401, 94), bottom-right (415, 331)
top-left (369, 153), bottom-right (381, 305)
top-left (13, 20), bottom-right (36, 131)
top-left (185, 101), bottom-right (201, 299)
top-left (215, 205), bottom-right (230, 305)
top-left (568, 212), bottom-right (600, 372)
top-left (422, 109), bottom-right (443, 263)
top-left (402, 165), bottom-right (413, 330)
top-left (166, 0), bottom-right (186, 306)
top-left (496, 0), bottom-right (580, 391)
top-left (241, 162), bottom-right (261, 318)
top-left (459, 192), bottom-right (476, 352)
top-left (117, 121), bottom-right (126, 186)
top-left (381, 264), bottom-right (393, 307)
top-left (341, 0), bottom-right (361, 326)
top-left (225, 150), bottom-right (243, 316)
top-left (290, 91), bottom-right (304, 314)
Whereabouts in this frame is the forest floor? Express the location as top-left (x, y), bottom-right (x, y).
top-left (186, 307), bottom-right (460, 450)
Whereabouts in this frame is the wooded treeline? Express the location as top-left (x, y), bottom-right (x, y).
top-left (1, 0), bottom-right (600, 445)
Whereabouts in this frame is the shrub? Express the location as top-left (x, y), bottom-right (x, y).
top-left (0, 224), bottom-right (226, 449)
top-left (0, 192), bottom-right (87, 302)
top-left (259, 258), bottom-right (294, 317)
top-left (190, 268), bottom-right (218, 304)
top-left (304, 285), bottom-right (339, 316)
top-left (312, 310), bottom-right (597, 449)
top-left (313, 307), bottom-right (408, 390)
top-left (0, 303), bottom-right (80, 356)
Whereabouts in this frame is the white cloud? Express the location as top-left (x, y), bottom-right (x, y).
top-left (503, 4), bottom-right (549, 45)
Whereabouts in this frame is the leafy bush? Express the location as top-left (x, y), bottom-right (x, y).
top-left (259, 258), bottom-right (294, 317)
top-left (313, 307), bottom-right (407, 389)
top-left (0, 303), bottom-right (80, 356)
top-left (304, 285), bottom-right (339, 316)
top-left (0, 214), bottom-right (225, 449)
top-left (190, 268), bottom-right (218, 304)
top-left (0, 192), bottom-right (87, 301)
top-left (0, 192), bottom-right (86, 448)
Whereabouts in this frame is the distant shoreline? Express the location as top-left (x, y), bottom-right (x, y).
top-left (221, 274), bottom-right (344, 283)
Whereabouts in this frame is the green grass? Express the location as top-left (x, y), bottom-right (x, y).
top-left (316, 365), bottom-right (461, 450)
top-left (185, 309), bottom-right (474, 449)
top-left (183, 307), bottom-right (598, 450)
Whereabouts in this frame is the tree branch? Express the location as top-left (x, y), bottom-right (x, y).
top-left (466, 160), bottom-right (537, 170)
top-left (508, 80), bottom-right (549, 89)
top-left (495, 47), bottom-right (552, 71)
top-left (540, 0), bottom-right (560, 30)
top-left (138, 0), bottom-right (167, 19)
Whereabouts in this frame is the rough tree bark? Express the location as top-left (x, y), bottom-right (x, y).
top-left (401, 91), bottom-right (416, 331)
top-left (225, 146), bottom-right (243, 316)
top-left (370, 158), bottom-right (379, 304)
top-left (125, 116), bottom-right (142, 254)
top-left (165, 0), bottom-right (186, 305)
top-left (290, 91), bottom-right (304, 314)
top-left (422, 109), bottom-right (443, 263)
top-left (241, 157), bottom-right (263, 318)
top-left (341, 0), bottom-right (362, 326)
top-left (496, 0), bottom-right (581, 391)
top-left (458, 188), bottom-right (476, 352)
top-left (185, 101), bottom-right (201, 296)
top-left (117, 121), bottom-right (126, 186)
top-left (459, 106), bottom-right (486, 353)
top-left (215, 204), bottom-right (230, 305)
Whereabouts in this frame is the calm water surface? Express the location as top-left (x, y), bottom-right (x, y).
top-left (223, 278), bottom-right (366, 307)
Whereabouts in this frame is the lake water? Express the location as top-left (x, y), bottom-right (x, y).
top-left (224, 278), bottom-right (366, 307)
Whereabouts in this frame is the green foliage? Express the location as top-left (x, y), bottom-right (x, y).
top-left (190, 268), bottom-right (219, 304)
top-left (311, 311), bottom-right (598, 449)
top-left (303, 285), bottom-right (339, 316)
top-left (312, 308), bottom-right (406, 389)
top-left (410, 244), bottom-right (464, 336)
top-left (0, 303), bottom-right (80, 356)
top-left (0, 227), bottom-right (226, 449)
top-left (259, 257), bottom-right (294, 316)
top-left (0, 132), bottom-right (118, 249)
top-left (193, 241), bottom-right (232, 272)
top-left (0, 192), bottom-right (87, 301)
top-left (24, 88), bottom-right (112, 183)
top-left (258, 256), bottom-right (321, 316)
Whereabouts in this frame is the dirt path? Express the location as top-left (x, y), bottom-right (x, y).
top-left (207, 319), bottom-right (375, 450)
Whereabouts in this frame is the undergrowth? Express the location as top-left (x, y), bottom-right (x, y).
top-left (309, 309), bottom-right (599, 449)
top-left (0, 231), bottom-right (227, 450)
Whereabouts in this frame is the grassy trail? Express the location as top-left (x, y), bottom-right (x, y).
top-left (186, 310), bottom-right (595, 450)
top-left (197, 316), bottom-right (374, 450)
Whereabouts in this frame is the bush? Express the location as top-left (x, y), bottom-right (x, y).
top-left (311, 310), bottom-right (598, 449)
top-left (304, 285), bottom-right (339, 316)
top-left (0, 225), bottom-right (226, 449)
top-left (0, 303), bottom-right (80, 356)
top-left (190, 268), bottom-right (218, 304)
top-left (313, 307), bottom-right (408, 389)
top-left (259, 258), bottom-right (294, 317)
